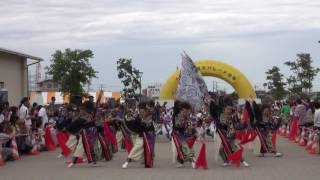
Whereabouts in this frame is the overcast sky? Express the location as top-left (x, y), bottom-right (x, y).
top-left (1, 0), bottom-right (320, 92)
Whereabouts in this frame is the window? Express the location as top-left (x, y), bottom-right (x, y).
top-left (47, 83), bottom-right (52, 89)
top-left (0, 82), bottom-right (4, 89)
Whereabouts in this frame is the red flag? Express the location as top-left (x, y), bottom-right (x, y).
top-left (103, 122), bottom-right (117, 145)
top-left (242, 108), bottom-right (249, 123)
top-left (195, 140), bottom-right (208, 170)
top-left (81, 130), bottom-right (93, 162)
top-left (187, 137), bottom-right (196, 149)
top-left (239, 129), bottom-right (256, 145)
top-left (289, 116), bottom-right (298, 141)
top-left (97, 133), bottom-right (111, 161)
top-left (228, 146), bottom-right (243, 167)
top-left (271, 131), bottom-right (277, 148)
top-left (45, 127), bottom-right (56, 151)
top-left (56, 132), bottom-right (71, 157)
top-left (120, 126), bottom-right (132, 154)
top-left (142, 132), bottom-right (153, 168)
top-left (172, 133), bottom-right (184, 161)
top-left (255, 128), bottom-right (268, 153)
top-left (124, 138), bottom-right (132, 153)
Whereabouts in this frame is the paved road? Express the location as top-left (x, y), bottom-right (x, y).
top-left (1, 137), bottom-right (319, 180)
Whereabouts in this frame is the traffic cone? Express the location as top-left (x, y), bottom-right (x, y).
top-left (285, 126), bottom-right (291, 138)
top-left (279, 125), bottom-right (286, 136)
top-left (45, 127), bottom-right (56, 151)
top-left (309, 135), bottom-right (319, 154)
top-left (298, 137), bottom-right (306, 146)
top-left (294, 135), bottom-right (300, 144)
top-left (0, 150), bottom-right (5, 166)
top-left (298, 128), bottom-right (306, 146)
top-left (11, 136), bottom-right (21, 160)
top-left (28, 145), bottom-right (40, 156)
top-left (305, 131), bottom-right (314, 150)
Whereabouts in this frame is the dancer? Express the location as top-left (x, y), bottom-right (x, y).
top-left (255, 103), bottom-right (283, 157)
top-left (171, 100), bottom-right (197, 169)
top-left (65, 102), bottom-right (97, 168)
top-left (210, 97), bottom-right (249, 167)
top-left (122, 101), bottom-right (155, 169)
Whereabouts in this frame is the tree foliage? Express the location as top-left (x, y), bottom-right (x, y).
top-left (228, 91), bottom-right (239, 101)
top-left (116, 58), bottom-right (141, 99)
top-left (265, 66), bottom-right (287, 100)
top-left (46, 49), bottom-right (97, 96)
top-left (285, 53), bottom-right (320, 95)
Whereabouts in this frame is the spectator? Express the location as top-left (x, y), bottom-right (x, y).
top-left (314, 101), bottom-right (320, 129)
top-left (294, 99), bottom-right (307, 128)
top-left (305, 101), bottom-right (315, 127)
top-left (38, 105), bottom-right (49, 128)
top-left (19, 97), bottom-right (31, 129)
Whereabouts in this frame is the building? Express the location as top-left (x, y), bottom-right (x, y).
top-left (29, 91), bottom-right (121, 105)
top-left (144, 84), bottom-right (162, 100)
top-left (0, 47), bottom-right (43, 105)
top-left (256, 90), bottom-right (268, 99)
top-left (37, 79), bottom-right (60, 92)
top-left (310, 92), bottom-right (320, 100)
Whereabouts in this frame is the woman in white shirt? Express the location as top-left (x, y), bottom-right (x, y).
top-left (38, 105), bottom-right (48, 128)
top-left (19, 97), bottom-right (31, 129)
top-left (313, 102), bottom-right (320, 129)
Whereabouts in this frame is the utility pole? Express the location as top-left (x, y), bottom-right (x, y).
top-left (138, 71), bottom-right (143, 100)
top-left (212, 80), bottom-right (215, 92)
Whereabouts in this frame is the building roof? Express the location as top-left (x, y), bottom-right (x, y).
top-left (37, 79), bottom-right (55, 84)
top-left (0, 47), bottom-right (43, 61)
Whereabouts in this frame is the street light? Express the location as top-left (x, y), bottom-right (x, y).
top-left (138, 71), bottom-right (143, 98)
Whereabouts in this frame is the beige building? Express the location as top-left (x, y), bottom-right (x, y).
top-left (0, 47), bottom-right (43, 106)
top-left (37, 79), bottom-right (60, 92)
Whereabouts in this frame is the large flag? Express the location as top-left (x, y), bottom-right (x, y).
top-left (175, 52), bottom-right (209, 111)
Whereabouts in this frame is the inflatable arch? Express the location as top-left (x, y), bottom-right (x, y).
top-left (159, 60), bottom-right (256, 100)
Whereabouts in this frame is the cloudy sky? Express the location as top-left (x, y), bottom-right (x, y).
top-left (1, 0), bottom-right (320, 92)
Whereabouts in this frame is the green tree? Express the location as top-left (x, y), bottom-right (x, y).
top-left (116, 58), bottom-right (141, 100)
top-left (228, 91), bottom-right (239, 101)
top-left (285, 53), bottom-right (320, 95)
top-left (46, 49), bottom-right (97, 97)
top-left (286, 75), bottom-right (301, 96)
top-left (265, 66), bottom-right (287, 100)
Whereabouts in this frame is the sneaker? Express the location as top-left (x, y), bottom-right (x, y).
top-left (222, 162), bottom-right (230, 167)
top-left (67, 163), bottom-right (74, 168)
top-left (242, 161), bottom-right (250, 167)
top-left (176, 163), bottom-right (185, 168)
top-left (57, 154), bottom-right (63, 159)
top-left (274, 152), bottom-right (283, 157)
top-left (191, 162), bottom-right (196, 169)
top-left (92, 162), bottom-right (98, 167)
top-left (122, 161), bottom-right (129, 169)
